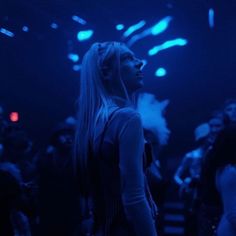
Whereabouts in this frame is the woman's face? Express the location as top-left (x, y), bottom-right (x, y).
top-left (224, 103), bottom-right (236, 122)
top-left (119, 46), bottom-right (144, 94)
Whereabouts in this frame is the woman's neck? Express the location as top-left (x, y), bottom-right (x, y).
top-left (110, 95), bottom-right (133, 107)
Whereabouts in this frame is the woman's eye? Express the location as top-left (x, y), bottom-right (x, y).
top-left (121, 54), bottom-right (134, 61)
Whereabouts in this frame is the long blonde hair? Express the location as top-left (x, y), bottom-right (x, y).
top-left (74, 42), bottom-right (130, 190)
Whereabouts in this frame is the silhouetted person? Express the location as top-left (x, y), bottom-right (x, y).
top-left (38, 122), bottom-right (79, 236)
top-left (0, 162), bottom-right (31, 236)
top-left (197, 113), bottom-right (226, 236)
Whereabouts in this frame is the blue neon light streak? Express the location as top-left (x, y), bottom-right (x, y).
top-left (68, 53), bottom-right (79, 62)
top-left (72, 15), bottom-right (87, 25)
top-left (208, 8), bottom-right (215, 28)
top-left (123, 20), bottom-right (146, 38)
top-left (127, 16), bottom-right (173, 47)
top-left (151, 16), bottom-right (172, 35)
top-left (116, 24), bottom-right (124, 31)
top-left (51, 23), bottom-right (58, 29)
top-left (77, 30), bottom-right (94, 41)
top-left (155, 68), bottom-right (167, 77)
top-left (0, 28), bottom-right (14, 37)
top-left (22, 26), bottom-right (29, 32)
top-left (148, 38), bottom-right (188, 56)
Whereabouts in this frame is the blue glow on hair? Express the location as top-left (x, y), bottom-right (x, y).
top-left (77, 30), bottom-right (94, 41)
top-left (116, 24), bottom-right (124, 31)
top-left (68, 53), bottom-right (79, 62)
top-left (151, 16), bottom-right (172, 35)
top-left (72, 15), bottom-right (87, 25)
top-left (50, 23), bottom-right (58, 29)
top-left (22, 26), bottom-right (29, 32)
top-left (208, 8), bottom-right (215, 28)
top-left (148, 38), bottom-right (188, 56)
top-left (0, 28), bottom-right (14, 37)
top-left (155, 68), bottom-right (167, 77)
top-left (123, 20), bottom-right (146, 38)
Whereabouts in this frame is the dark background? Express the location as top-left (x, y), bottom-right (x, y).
top-left (1, 0), bottom-right (236, 167)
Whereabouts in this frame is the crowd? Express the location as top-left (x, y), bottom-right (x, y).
top-left (1, 41), bottom-right (236, 236)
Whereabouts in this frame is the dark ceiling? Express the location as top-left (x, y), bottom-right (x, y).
top-left (0, 0), bottom-right (236, 156)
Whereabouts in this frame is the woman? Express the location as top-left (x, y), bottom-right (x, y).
top-left (74, 42), bottom-right (157, 236)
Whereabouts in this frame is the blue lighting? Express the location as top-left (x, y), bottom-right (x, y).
top-left (72, 15), bottom-right (87, 25)
top-left (151, 16), bottom-right (172, 35)
top-left (148, 38), bottom-right (188, 56)
top-left (22, 26), bottom-right (29, 32)
top-left (73, 64), bottom-right (82, 71)
top-left (208, 8), bottom-right (215, 28)
top-left (77, 30), bottom-right (94, 41)
top-left (50, 23), bottom-right (58, 29)
top-left (127, 16), bottom-right (172, 47)
top-left (123, 20), bottom-right (146, 38)
top-left (116, 24), bottom-right (124, 31)
top-left (0, 28), bottom-right (14, 37)
top-left (68, 53), bottom-right (79, 63)
top-left (155, 68), bottom-right (167, 77)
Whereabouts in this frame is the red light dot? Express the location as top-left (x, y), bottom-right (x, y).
top-left (10, 112), bottom-right (19, 122)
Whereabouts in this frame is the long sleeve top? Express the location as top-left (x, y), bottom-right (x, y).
top-left (92, 106), bottom-right (157, 236)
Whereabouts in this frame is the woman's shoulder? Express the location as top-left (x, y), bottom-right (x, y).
top-left (113, 107), bottom-right (141, 120)
top-left (109, 107), bottom-right (142, 135)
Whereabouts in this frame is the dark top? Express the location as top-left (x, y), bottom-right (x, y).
top-left (91, 106), bottom-right (157, 236)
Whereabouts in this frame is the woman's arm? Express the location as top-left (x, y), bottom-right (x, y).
top-left (119, 113), bottom-right (157, 236)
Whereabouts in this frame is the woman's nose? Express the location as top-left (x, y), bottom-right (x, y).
top-left (136, 59), bottom-right (143, 68)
